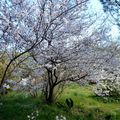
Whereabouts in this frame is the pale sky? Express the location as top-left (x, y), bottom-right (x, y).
top-left (90, 0), bottom-right (119, 41)
top-left (90, 0), bottom-right (103, 12)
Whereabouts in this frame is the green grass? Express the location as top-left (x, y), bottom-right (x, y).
top-left (0, 84), bottom-right (120, 120)
top-left (59, 84), bottom-right (120, 119)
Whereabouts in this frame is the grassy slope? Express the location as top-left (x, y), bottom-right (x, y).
top-left (60, 84), bottom-right (120, 119)
top-left (0, 84), bottom-right (120, 120)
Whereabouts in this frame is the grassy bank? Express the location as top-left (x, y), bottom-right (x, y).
top-left (0, 84), bottom-right (120, 120)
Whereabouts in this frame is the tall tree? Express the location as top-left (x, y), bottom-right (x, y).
top-left (0, 0), bottom-right (89, 92)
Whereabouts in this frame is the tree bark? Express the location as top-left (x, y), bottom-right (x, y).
top-left (46, 86), bottom-right (54, 104)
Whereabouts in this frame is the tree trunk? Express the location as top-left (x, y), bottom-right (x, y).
top-left (0, 60), bottom-right (13, 89)
top-left (45, 85), bottom-right (54, 104)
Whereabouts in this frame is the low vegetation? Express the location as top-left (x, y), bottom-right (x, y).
top-left (0, 83), bottom-right (120, 120)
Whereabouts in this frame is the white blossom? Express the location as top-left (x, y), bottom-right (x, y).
top-left (3, 83), bottom-right (10, 89)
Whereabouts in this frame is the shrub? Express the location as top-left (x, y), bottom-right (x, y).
top-left (65, 98), bottom-right (74, 110)
top-left (57, 98), bottom-right (74, 111)
top-left (94, 78), bottom-right (120, 100)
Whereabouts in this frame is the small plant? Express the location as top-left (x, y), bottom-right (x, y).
top-left (57, 98), bottom-right (74, 111)
top-left (56, 115), bottom-right (66, 120)
top-left (27, 110), bottom-right (39, 120)
top-left (65, 98), bottom-right (73, 110)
